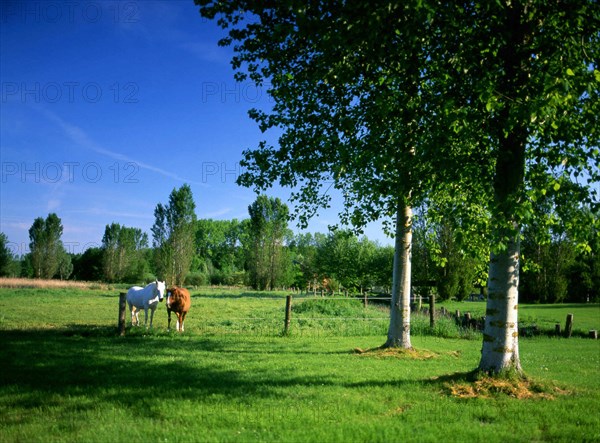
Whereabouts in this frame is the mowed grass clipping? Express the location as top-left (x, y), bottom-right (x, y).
top-left (0, 287), bottom-right (598, 443)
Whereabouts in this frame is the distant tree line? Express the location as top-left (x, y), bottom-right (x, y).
top-left (0, 185), bottom-right (597, 303)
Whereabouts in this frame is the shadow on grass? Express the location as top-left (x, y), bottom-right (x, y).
top-left (0, 326), bottom-right (427, 420)
top-left (2, 324), bottom-right (567, 429)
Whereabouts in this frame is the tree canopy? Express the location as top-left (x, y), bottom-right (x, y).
top-left (197, 0), bottom-right (599, 373)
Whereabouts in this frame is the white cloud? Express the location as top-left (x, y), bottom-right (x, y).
top-left (37, 108), bottom-right (207, 187)
top-left (66, 207), bottom-right (154, 220)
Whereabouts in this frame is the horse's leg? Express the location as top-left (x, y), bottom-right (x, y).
top-left (150, 307), bottom-right (156, 329)
top-left (167, 308), bottom-right (171, 331)
top-left (180, 312), bottom-right (187, 332)
top-left (130, 304), bottom-right (137, 326)
top-left (144, 308), bottom-right (149, 328)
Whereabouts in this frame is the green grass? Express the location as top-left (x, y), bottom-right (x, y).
top-left (0, 287), bottom-right (599, 442)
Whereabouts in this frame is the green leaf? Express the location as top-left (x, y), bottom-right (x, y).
top-left (553, 182), bottom-right (560, 191)
top-left (566, 68), bottom-right (575, 76)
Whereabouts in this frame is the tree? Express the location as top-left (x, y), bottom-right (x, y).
top-left (195, 218), bottom-right (246, 284)
top-left (433, 221), bottom-right (483, 302)
top-left (288, 232), bottom-right (326, 293)
top-left (152, 185), bottom-right (197, 286)
top-left (0, 233), bottom-right (16, 277)
top-left (198, 1), bottom-right (599, 372)
top-left (315, 230), bottom-right (377, 295)
top-left (356, 236), bottom-right (378, 294)
top-left (370, 245), bottom-right (395, 293)
top-left (28, 213), bottom-right (66, 279)
top-left (246, 195), bottom-right (291, 290)
top-left (434, 1), bottom-right (599, 373)
top-left (102, 223), bottom-right (149, 283)
top-left (197, 1), bottom-right (442, 350)
top-left (71, 247), bottom-right (104, 281)
top-left (567, 217), bottom-right (599, 302)
top-left (57, 250), bottom-right (73, 280)
top-left (316, 230), bottom-right (356, 294)
top-left (520, 182), bottom-right (599, 303)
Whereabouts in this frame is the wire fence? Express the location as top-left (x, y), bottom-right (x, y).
top-left (119, 292), bottom-right (595, 339)
top-left (174, 295), bottom-right (475, 339)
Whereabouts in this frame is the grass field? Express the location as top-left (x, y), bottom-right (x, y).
top-left (0, 285), bottom-right (598, 442)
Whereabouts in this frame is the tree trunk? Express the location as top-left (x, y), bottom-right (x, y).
top-left (384, 201), bottom-right (413, 349)
top-left (477, 0), bottom-right (529, 375)
top-left (479, 236), bottom-right (522, 374)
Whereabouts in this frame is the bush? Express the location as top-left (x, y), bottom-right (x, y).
top-left (293, 298), bottom-right (367, 317)
top-left (185, 271), bottom-right (208, 286)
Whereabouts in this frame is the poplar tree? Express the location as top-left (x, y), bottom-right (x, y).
top-left (152, 185), bottom-right (197, 286)
top-left (246, 195), bottom-right (290, 290)
top-left (102, 223), bottom-right (149, 282)
top-left (28, 213), bottom-right (65, 279)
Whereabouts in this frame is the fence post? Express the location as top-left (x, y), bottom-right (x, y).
top-left (564, 313), bottom-right (574, 338)
top-left (118, 292), bottom-right (127, 336)
top-left (429, 294), bottom-right (435, 328)
top-left (589, 330), bottom-right (598, 340)
top-left (464, 312), bottom-right (472, 328)
top-left (284, 295), bottom-right (292, 335)
top-left (554, 323), bottom-right (561, 336)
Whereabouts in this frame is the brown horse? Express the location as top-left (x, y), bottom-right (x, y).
top-left (166, 286), bottom-right (191, 332)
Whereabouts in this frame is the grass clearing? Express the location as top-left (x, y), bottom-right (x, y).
top-left (0, 286), bottom-right (598, 442)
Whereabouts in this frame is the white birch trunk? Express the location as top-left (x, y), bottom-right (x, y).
top-left (385, 202), bottom-right (413, 349)
top-left (479, 235), bottom-right (522, 373)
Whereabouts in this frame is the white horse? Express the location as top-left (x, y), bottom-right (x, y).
top-left (126, 280), bottom-right (166, 328)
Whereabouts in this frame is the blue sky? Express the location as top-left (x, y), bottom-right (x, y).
top-left (0, 0), bottom-right (392, 257)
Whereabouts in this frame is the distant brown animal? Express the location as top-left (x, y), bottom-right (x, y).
top-left (166, 286), bottom-right (191, 332)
